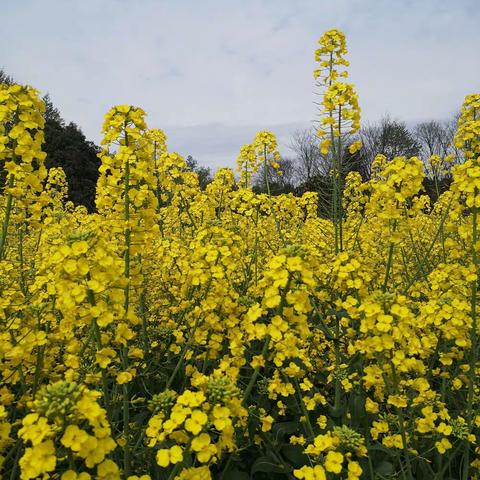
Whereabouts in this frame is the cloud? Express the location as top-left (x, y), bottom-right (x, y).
top-left (166, 121), bottom-right (311, 169)
top-left (1, 0), bottom-right (479, 169)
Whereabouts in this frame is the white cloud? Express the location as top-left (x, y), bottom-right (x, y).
top-left (2, 0), bottom-right (479, 169)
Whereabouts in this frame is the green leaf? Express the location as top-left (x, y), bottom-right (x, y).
top-left (251, 456), bottom-right (289, 476)
top-left (328, 403), bottom-right (346, 418)
top-left (348, 392), bottom-right (366, 427)
top-left (248, 410), bottom-right (261, 442)
top-left (369, 443), bottom-right (396, 455)
top-left (281, 444), bottom-right (308, 467)
top-left (272, 421), bottom-right (300, 444)
top-left (374, 460), bottom-right (395, 476)
top-left (228, 469), bottom-right (250, 480)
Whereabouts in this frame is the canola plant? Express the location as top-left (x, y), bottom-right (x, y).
top-left (0, 29), bottom-right (480, 480)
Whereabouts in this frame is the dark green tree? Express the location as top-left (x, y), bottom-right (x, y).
top-left (185, 155), bottom-right (212, 190)
top-left (42, 94), bottom-right (100, 211)
top-left (1, 70), bottom-right (101, 210)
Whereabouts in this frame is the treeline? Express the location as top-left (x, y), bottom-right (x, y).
top-left (1, 68), bottom-right (459, 213)
top-left (0, 69), bottom-right (212, 211)
top-left (253, 116), bottom-right (459, 216)
top-left (1, 69), bottom-right (100, 211)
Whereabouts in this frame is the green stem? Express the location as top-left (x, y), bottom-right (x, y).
top-left (463, 202), bottom-right (478, 480)
top-left (166, 462), bottom-right (183, 480)
top-left (263, 145), bottom-right (286, 246)
top-left (8, 441), bottom-right (22, 480)
top-left (139, 275), bottom-right (149, 356)
top-left (293, 378), bottom-right (315, 439)
top-left (122, 125), bottom-right (131, 477)
top-left (18, 222), bottom-right (27, 296)
top-left (333, 316), bottom-right (342, 413)
top-left (32, 309), bottom-right (48, 398)
top-left (383, 214), bottom-right (399, 293)
top-left (391, 361), bottom-right (413, 480)
top-left (0, 175), bottom-right (15, 260)
top-left (243, 336), bottom-right (270, 405)
top-left (166, 316), bottom-right (201, 389)
top-left (220, 456), bottom-right (233, 480)
top-left (404, 195), bottom-right (453, 292)
top-left (86, 288), bottom-right (112, 416)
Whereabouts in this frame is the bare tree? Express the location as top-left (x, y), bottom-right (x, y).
top-left (414, 116), bottom-right (464, 180)
top-left (276, 157), bottom-right (297, 190)
top-left (444, 114), bottom-right (463, 165)
top-left (289, 128), bottom-right (328, 183)
top-left (415, 120), bottom-right (445, 158)
top-left (356, 116), bottom-right (421, 179)
top-left (253, 157), bottom-right (296, 194)
top-left (0, 69), bottom-right (14, 85)
top-left (414, 120), bottom-right (457, 159)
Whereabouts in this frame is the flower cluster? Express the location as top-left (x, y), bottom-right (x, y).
top-left (18, 382), bottom-right (117, 479)
top-left (314, 29), bottom-right (361, 154)
top-left (146, 373), bottom-right (246, 476)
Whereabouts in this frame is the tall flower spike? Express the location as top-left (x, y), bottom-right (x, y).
top-left (236, 143), bottom-right (258, 189)
top-left (0, 84), bottom-right (48, 259)
top-left (314, 30), bottom-right (361, 147)
top-left (314, 29), bottom-right (349, 84)
top-left (253, 131), bottom-right (282, 176)
top-left (454, 94), bottom-right (480, 160)
top-left (313, 28), bottom-right (362, 253)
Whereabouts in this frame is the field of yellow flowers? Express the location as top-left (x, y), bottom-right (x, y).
top-left (1, 29), bottom-right (480, 480)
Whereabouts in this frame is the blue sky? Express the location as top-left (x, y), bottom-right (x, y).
top-left (2, 0), bottom-right (479, 169)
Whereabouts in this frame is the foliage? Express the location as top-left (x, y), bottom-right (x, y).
top-left (185, 156), bottom-right (212, 191)
top-left (0, 70), bottom-right (100, 211)
top-left (42, 95), bottom-right (100, 212)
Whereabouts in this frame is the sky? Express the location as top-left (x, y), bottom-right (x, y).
top-left (2, 0), bottom-right (479, 169)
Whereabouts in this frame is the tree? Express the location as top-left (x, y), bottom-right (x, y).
top-left (253, 157), bottom-right (296, 195)
top-left (414, 116), bottom-right (463, 165)
top-left (185, 155), bottom-right (212, 190)
top-left (290, 128), bottom-right (365, 182)
top-left (356, 116), bottom-right (420, 179)
top-left (42, 94), bottom-right (100, 211)
top-left (289, 128), bottom-right (325, 183)
top-left (1, 70), bottom-right (101, 210)
top-left (415, 120), bottom-right (446, 158)
top-left (413, 118), bottom-right (461, 201)
top-left (43, 93), bottom-right (64, 124)
top-left (0, 68), bottom-right (14, 85)
top-left (444, 114), bottom-right (463, 164)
